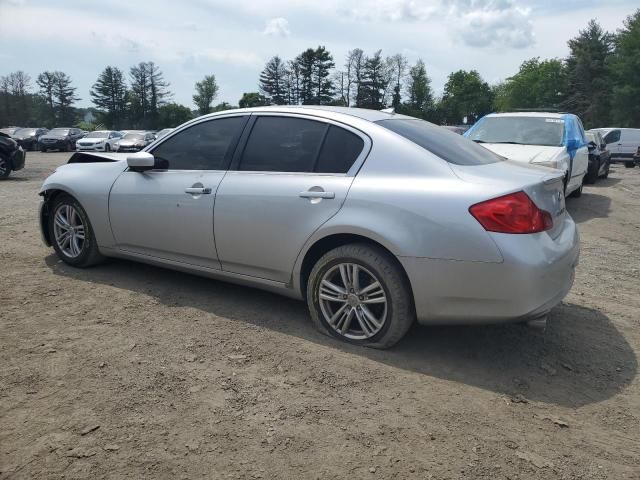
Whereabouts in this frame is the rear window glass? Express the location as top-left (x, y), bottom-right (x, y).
top-left (376, 119), bottom-right (502, 166)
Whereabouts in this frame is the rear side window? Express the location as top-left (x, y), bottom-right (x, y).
top-left (377, 119), bottom-right (502, 165)
top-left (315, 125), bottom-right (364, 173)
top-left (152, 116), bottom-right (247, 170)
top-left (239, 117), bottom-right (326, 172)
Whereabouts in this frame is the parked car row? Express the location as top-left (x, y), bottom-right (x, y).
top-left (590, 128), bottom-right (640, 168)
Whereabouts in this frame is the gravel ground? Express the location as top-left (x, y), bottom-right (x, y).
top-left (1, 153), bottom-right (639, 479)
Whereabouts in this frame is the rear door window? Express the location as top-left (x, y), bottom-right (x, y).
top-left (238, 117), bottom-right (327, 172)
top-left (315, 125), bottom-right (364, 173)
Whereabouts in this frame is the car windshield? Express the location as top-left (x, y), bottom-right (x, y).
top-left (85, 131), bottom-right (109, 138)
top-left (468, 116), bottom-right (565, 147)
top-left (124, 133), bottom-right (144, 140)
top-left (14, 128), bottom-right (36, 136)
top-left (376, 118), bottom-right (503, 166)
top-left (49, 128), bottom-right (69, 136)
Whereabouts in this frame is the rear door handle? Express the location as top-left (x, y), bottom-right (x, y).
top-left (185, 187), bottom-right (212, 195)
top-left (299, 191), bottom-right (335, 199)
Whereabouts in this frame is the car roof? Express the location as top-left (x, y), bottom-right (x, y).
top-left (484, 112), bottom-right (568, 119)
top-left (201, 105), bottom-right (413, 123)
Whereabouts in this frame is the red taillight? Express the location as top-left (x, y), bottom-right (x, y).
top-left (469, 191), bottom-right (553, 234)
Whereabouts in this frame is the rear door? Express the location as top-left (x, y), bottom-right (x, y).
top-left (620, 129), bottom-right (640, 160)
top-left (214, 114), bottom-right (370, 283)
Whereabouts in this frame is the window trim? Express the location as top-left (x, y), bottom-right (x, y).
top-left (146, 113), bottom-right (250, 172)
top-left (228, 112), bottom-right (372, 176)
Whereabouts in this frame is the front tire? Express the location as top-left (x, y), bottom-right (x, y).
top-left (104, 143), bottom-right (111, 152)
top-left (0, 153), bottom-right (11, 179)
top-left (49, 194), bottom-right (104, 267)
top-left (307, 243), bottom-right (415, 349)
top-left (585, 159), bottom-right (599, 184)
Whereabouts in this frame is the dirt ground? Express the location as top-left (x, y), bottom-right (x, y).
top-left (1, 152), bottom-right (639, 479)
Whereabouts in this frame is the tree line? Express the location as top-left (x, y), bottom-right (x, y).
top-left (1, 10), bottom-right (638, 131)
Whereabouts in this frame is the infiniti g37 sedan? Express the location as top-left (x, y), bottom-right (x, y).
top-left (38, 106), bottom-right (579, 348)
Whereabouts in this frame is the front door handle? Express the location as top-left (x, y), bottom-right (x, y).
top-left (299, 191), bottom-right (335, 199)
top-left (185, 187), bottom-right (212, 195)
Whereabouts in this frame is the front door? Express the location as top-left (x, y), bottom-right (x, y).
top-left (108, 115), bottom-right (249, 268)
top-left (214, 115), bottom-right (368, 283)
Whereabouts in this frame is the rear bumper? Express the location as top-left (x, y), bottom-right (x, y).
top-left (401, 216), bottom-right (579, 325)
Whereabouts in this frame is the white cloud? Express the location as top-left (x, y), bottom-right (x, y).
top-left (263, 17), bottom-right (291, 38)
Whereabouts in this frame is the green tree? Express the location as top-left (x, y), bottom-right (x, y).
top-left (212, 102), bottom-right (236, 112)
top-left (345, 48), bottom-right (365, 107)
top-left (157, 103), bottom-right (193, 128)
top-left (493, 58), bottom-right (566, 113)
top-left (294, 46), bottom-right (335, 105)
top-left (402, 59), bottom-right (434, 119)
top-left (359, 50), bottom-right (390, 110)
top-left (129, 61), bottom-right (171, 129)
top-left (239, 92), bottom-right (268, 108)
top-left (193, 74), bottom-right (219, 115)
top-left (610, 9), bottom-right (640, 127)
top-left (90, 66), bottom-right (128, 129)
top-left (388, 54), bottom-right (408, 110)
top-left (564, 20), bottom-right (614, 128)
top-left (259, 56), bottom-right (287, 105)
top-left (36, 71), bottom-right (57, 125)
top-left (440, 70), bottom-right (493, 124)
top-left (52, 72), bottom-right (79, 125)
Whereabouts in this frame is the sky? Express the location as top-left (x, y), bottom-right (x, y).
top-left (0, 0), bottom-right (638, 109)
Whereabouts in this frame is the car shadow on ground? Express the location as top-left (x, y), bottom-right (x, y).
top-left (45, 255), bottom-right (636, 409)
top-left (567, 191), bottom-right (612, 223)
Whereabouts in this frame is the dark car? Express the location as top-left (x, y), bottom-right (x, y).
top-left (0, 126), bottom-right (22, 136)
top-left (0, 131), bottom-right (26, 179)
top-left (585, 131), bottom-right (611, 183)
top-left (38, 128), bottom-right (84, 152)
top-left (11, 127), bottom-right (49, 151)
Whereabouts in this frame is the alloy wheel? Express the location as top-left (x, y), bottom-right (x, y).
top-left (318, 262), bottom-right (388, 340)
top-left (53, 204), bottom-right (86, 258)
top-left (0, 156), bottom-right (7, 176)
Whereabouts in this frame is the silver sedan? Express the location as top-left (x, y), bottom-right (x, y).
top-left (38, 106), bottom-right (579, 348)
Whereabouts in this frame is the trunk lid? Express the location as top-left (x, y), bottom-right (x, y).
top-left (450, 160), bottom-right (567, 239)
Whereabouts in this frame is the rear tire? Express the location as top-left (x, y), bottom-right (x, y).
top-left (585, 159), bottom-right (599, 184)
top-left (307, 243), bottom-right (415, 349)
top-left (569, 179), bottom-right (583, 198)
top-left (105, 143), bottom-right (111, 152)
top-left (40, 146), bottom-right (47, 153)
top-left (49, 193), bottom-right (104, 268)
top-left (599, 159), bottom-right (610, 179)
top-left (625, 161), bottom-right (635, 168)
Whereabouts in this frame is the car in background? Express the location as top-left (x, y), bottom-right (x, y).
top-left (465, 112), bottom-right (589, 198)
top-left (38, 128), bottom-right (84, 152)
top-left (113, 131), bottom-right (155, 152)
top-left (0, 126), bottom-right (22, 136)
top-left (38, 106), bottom-right (579, 348)
top-left (592, 128), bottom-right (640, 168)
top-left (155, 128), bottom-right (173, 139)
top-left (11, 127), bottom-right (49, 151)
top-left (0, 130), bottom-right (26, 179)
top-left (585, 131), bottom-right (611, 182)
top-left (634, 146), bottom-right (640, 167)
top-left (76, 130), bottom-right (123, 152)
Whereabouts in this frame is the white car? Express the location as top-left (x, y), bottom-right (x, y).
top-left (76, 131), bottom-right (123, 152)
top-left (590, 128), bottom-right (640, 168)
top-left (465, 112), bottom-right (589, 198)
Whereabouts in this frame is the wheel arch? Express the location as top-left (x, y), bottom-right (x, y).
top-left (294, 230), bottom-right (415, 304)
top-left (39, 187), bottom-right (78, 246)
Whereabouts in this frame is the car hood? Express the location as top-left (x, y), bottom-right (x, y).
top-left (479, 144), bottom-right (565, 164)
top-left (12, 134), bottom-right (36, 140)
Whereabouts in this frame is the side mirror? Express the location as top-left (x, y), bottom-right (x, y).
top-left (588, 141), bottom-right (597, 151)
top-left (600, 143), bottom-right (607, 150)
top-left (127, 152), bottom-right (155, 172)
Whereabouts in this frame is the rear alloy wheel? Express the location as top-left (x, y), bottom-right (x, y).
top-left (104, 143), bottom-right (111, 152)
top-left (0, 153), bottom-right (11, 179)
top-left (307, 244), bottom-right (414, 349)
top-left (49, 194), bottom-right (104, 267)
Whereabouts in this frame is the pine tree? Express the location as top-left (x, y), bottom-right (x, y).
top-left (37, 71), bottom-right (57, 125)
top-left (610, 9), bottom-right (640, 127)
top-left (129, 62), bottom-right (171, 129)
top-left (312, 46), bottom-right (335, 105)
top-left (563, 20), bottom-right (614, 128)
top-left (389, 54), bottom-right (408, 110)
top-left (90, 66), bottom-right (128, 129)
top-left (404, 59), bottom-right (434, 118)
top-left (359, 50), bottom-right (389, 110)
top-left (259, 56), bottom-right (287, 105)
top-left (193, 74), bottom-right (219, 115)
